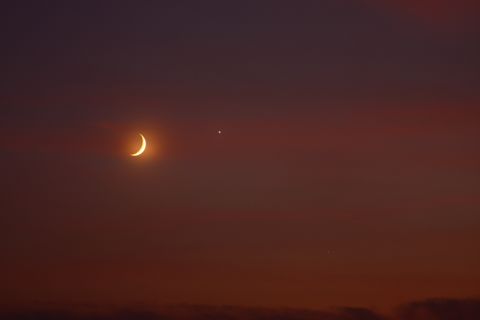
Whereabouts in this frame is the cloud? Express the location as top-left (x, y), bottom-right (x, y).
top-left (336, 307), bottom-right (385, 320)
top-left (363, 0), bottom-right (480, 29)
top-left (1, 299), bottom-right (479, 320)
top-left (0, 122), bottom-right (128, 157)
top-left (396, 298), bottom-right (480, 320)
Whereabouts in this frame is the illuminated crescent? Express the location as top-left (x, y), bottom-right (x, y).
top-left (131, 133), bottom-right (147, 157)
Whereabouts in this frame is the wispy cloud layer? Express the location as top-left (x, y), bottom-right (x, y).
top-left (1, 299), bottom-right (479, 320)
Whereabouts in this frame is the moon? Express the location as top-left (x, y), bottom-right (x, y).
top-left (131, 133), bottom-right (147, 157)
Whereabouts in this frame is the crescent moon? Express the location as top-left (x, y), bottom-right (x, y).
top-left (131, 133), bottom-right (147, 157)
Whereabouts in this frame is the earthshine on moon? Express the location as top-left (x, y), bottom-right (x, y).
top-left (131, 133), bottom-right (147, 157)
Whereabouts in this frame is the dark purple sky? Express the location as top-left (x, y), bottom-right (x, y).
top-left (1, 0), bottom-right (479, 311)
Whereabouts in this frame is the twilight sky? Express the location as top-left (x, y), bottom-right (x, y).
top-left (1, 0), bottom-right (479, 312)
